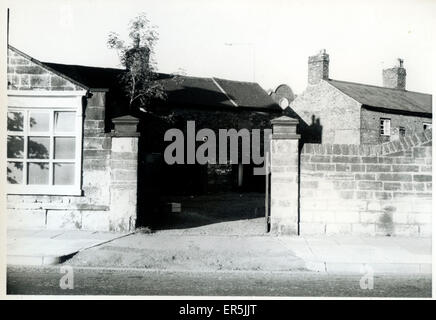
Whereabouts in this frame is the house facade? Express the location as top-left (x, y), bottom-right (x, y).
top-left (6, 45), bottom-right (280, 231)
top-left (289, 50), bottom-right (432, 145)
top-left (6, 45), bottom-right (137, 232)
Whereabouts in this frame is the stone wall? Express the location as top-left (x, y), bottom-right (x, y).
top-left (109, 135), bottom-right (139, 232)
top-left (270, 137), bottom-right (299, 234)
top-left (7, 47), bottom-right (83, 91)
top-left (299, 130), bottom-right (432, 236)
top-left (361, 107), bottom-right (432, 144)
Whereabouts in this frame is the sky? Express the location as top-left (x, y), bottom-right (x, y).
top-left (5, 0), bottom-right (436, 94)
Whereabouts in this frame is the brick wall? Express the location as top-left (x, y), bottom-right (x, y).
top-left (361, 107), bottom-right (432, 144)
top-left (299, 129), bottom-right (432, 236)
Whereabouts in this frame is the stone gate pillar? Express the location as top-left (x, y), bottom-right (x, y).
top-left (270, 116), bottom-right (300, 235)
top-left (109, 115), bottom-right (140, 232)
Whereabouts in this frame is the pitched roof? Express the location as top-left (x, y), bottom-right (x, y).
top-left (8, 42), bottom-right (278, 111)
top-left (214, 78), bottom-right (280, 109)
top-left (154, 75), bottom-right (279, 110)
top-left (155, 74), bottom-right (234, 107)
top-left (327, 79), bottom-right (432, 115)
top-left (42, 62), bottom-right (279, 110)
top-left (42, 62), bottom-right (125, 90)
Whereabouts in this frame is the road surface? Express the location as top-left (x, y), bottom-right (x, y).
top-left (7, 265), bottom-right (431, 297)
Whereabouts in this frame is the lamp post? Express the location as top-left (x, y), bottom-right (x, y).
top-left (224, 42), bottom-right (256, 82)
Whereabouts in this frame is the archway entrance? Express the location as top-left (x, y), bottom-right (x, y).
top-left (137, 153), bottom-right (268, 235)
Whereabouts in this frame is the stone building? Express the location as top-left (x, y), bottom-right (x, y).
top-left (268, 51), bottom-right (432, 237)
top-left (6, 45), bottom-right (280, 231)
top-left (6, 45), bottom-right (136, 232)
top-left (269, 115), bottom-right (432, 237)
top-left (289, 50), bottom-right (432, 145)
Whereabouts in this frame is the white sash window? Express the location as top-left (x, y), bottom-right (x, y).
top-left (380, 118), bottom-right (391, 136)
top-left (7, 91), bottom-right (86, 195)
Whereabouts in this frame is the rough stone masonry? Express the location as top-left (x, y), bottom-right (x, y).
top-left (7, 46), bottom-right (139, 232)
top-left (269, 115), bottom-right (431, 236)
top-left (298, 129), bottom-right (432, 236)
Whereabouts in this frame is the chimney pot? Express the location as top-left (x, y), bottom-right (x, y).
top-left (398, 58), bottom-right (404, 68)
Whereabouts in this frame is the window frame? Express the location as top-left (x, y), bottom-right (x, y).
top-left (7, 90), bottom-right (87, 195)
top-left (399, 126), bottom-right (406, 137)
top-left (423, 122), bottom-right (432, 131)
top-left (380, 118), bottom-right (391, 136)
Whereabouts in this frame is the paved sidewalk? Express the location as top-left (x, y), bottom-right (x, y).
top-left (7, 229), bottom-right (132, 266)
top-left (7, 229), bottom-right (432, 274)
top-left (278, 236), bottom-right (432, 274)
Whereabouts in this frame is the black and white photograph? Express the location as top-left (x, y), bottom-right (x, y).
top-left (1, 0), bottom-right (434, 300)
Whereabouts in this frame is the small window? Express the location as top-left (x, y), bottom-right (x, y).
top-left (423, 123), bottom-right (432, 130)
top-left (380, 118), bottom-right (391, 136)
top-left (399, 126), bottom-right (406, 137)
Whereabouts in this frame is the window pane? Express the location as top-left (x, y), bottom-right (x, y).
top-left (28, 163), bottom-right (49, 185)
top-left (7, 162), bottom-right (23, 184)
top-left (29, 112), bottom-right (49, 132)
top-left (54, 137), bottom-right (75, 159)
top-left (7, 112), bottom-right (24, 131)
top-left (7, 136), bottom-right (24, 158)
top-left (55, 112), bottom-right (75, 132)
top-left (399, 127), bottom-right (406, 136)
top-left (385, 120), bottom-right (391, 134)
top-left (28, 137), bottom-right (50, 159)
top-left (380, 119), bottom-right (391, 136)
top-left (54, 163), bottom-right (75, 185)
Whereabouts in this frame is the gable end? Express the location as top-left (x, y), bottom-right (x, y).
top-left (7, 46), bottom-right (88, 91)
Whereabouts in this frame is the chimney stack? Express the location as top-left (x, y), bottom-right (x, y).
top-left (383, 58), bottom-right (406, 90)
top-left (124, 46), bottom-right (150, 71)
top-left (308, 49), bottom-right (329, 85)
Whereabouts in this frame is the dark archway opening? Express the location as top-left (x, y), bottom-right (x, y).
top-left (135, 109), bottom-right (271, 235)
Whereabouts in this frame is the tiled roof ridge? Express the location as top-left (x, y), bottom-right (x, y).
top-left (43, 61), bottom-right (126, 72)
top-left (327, 78), bottom-right (431, 97)
top-left (213, 77), bottom-right (259, 85)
